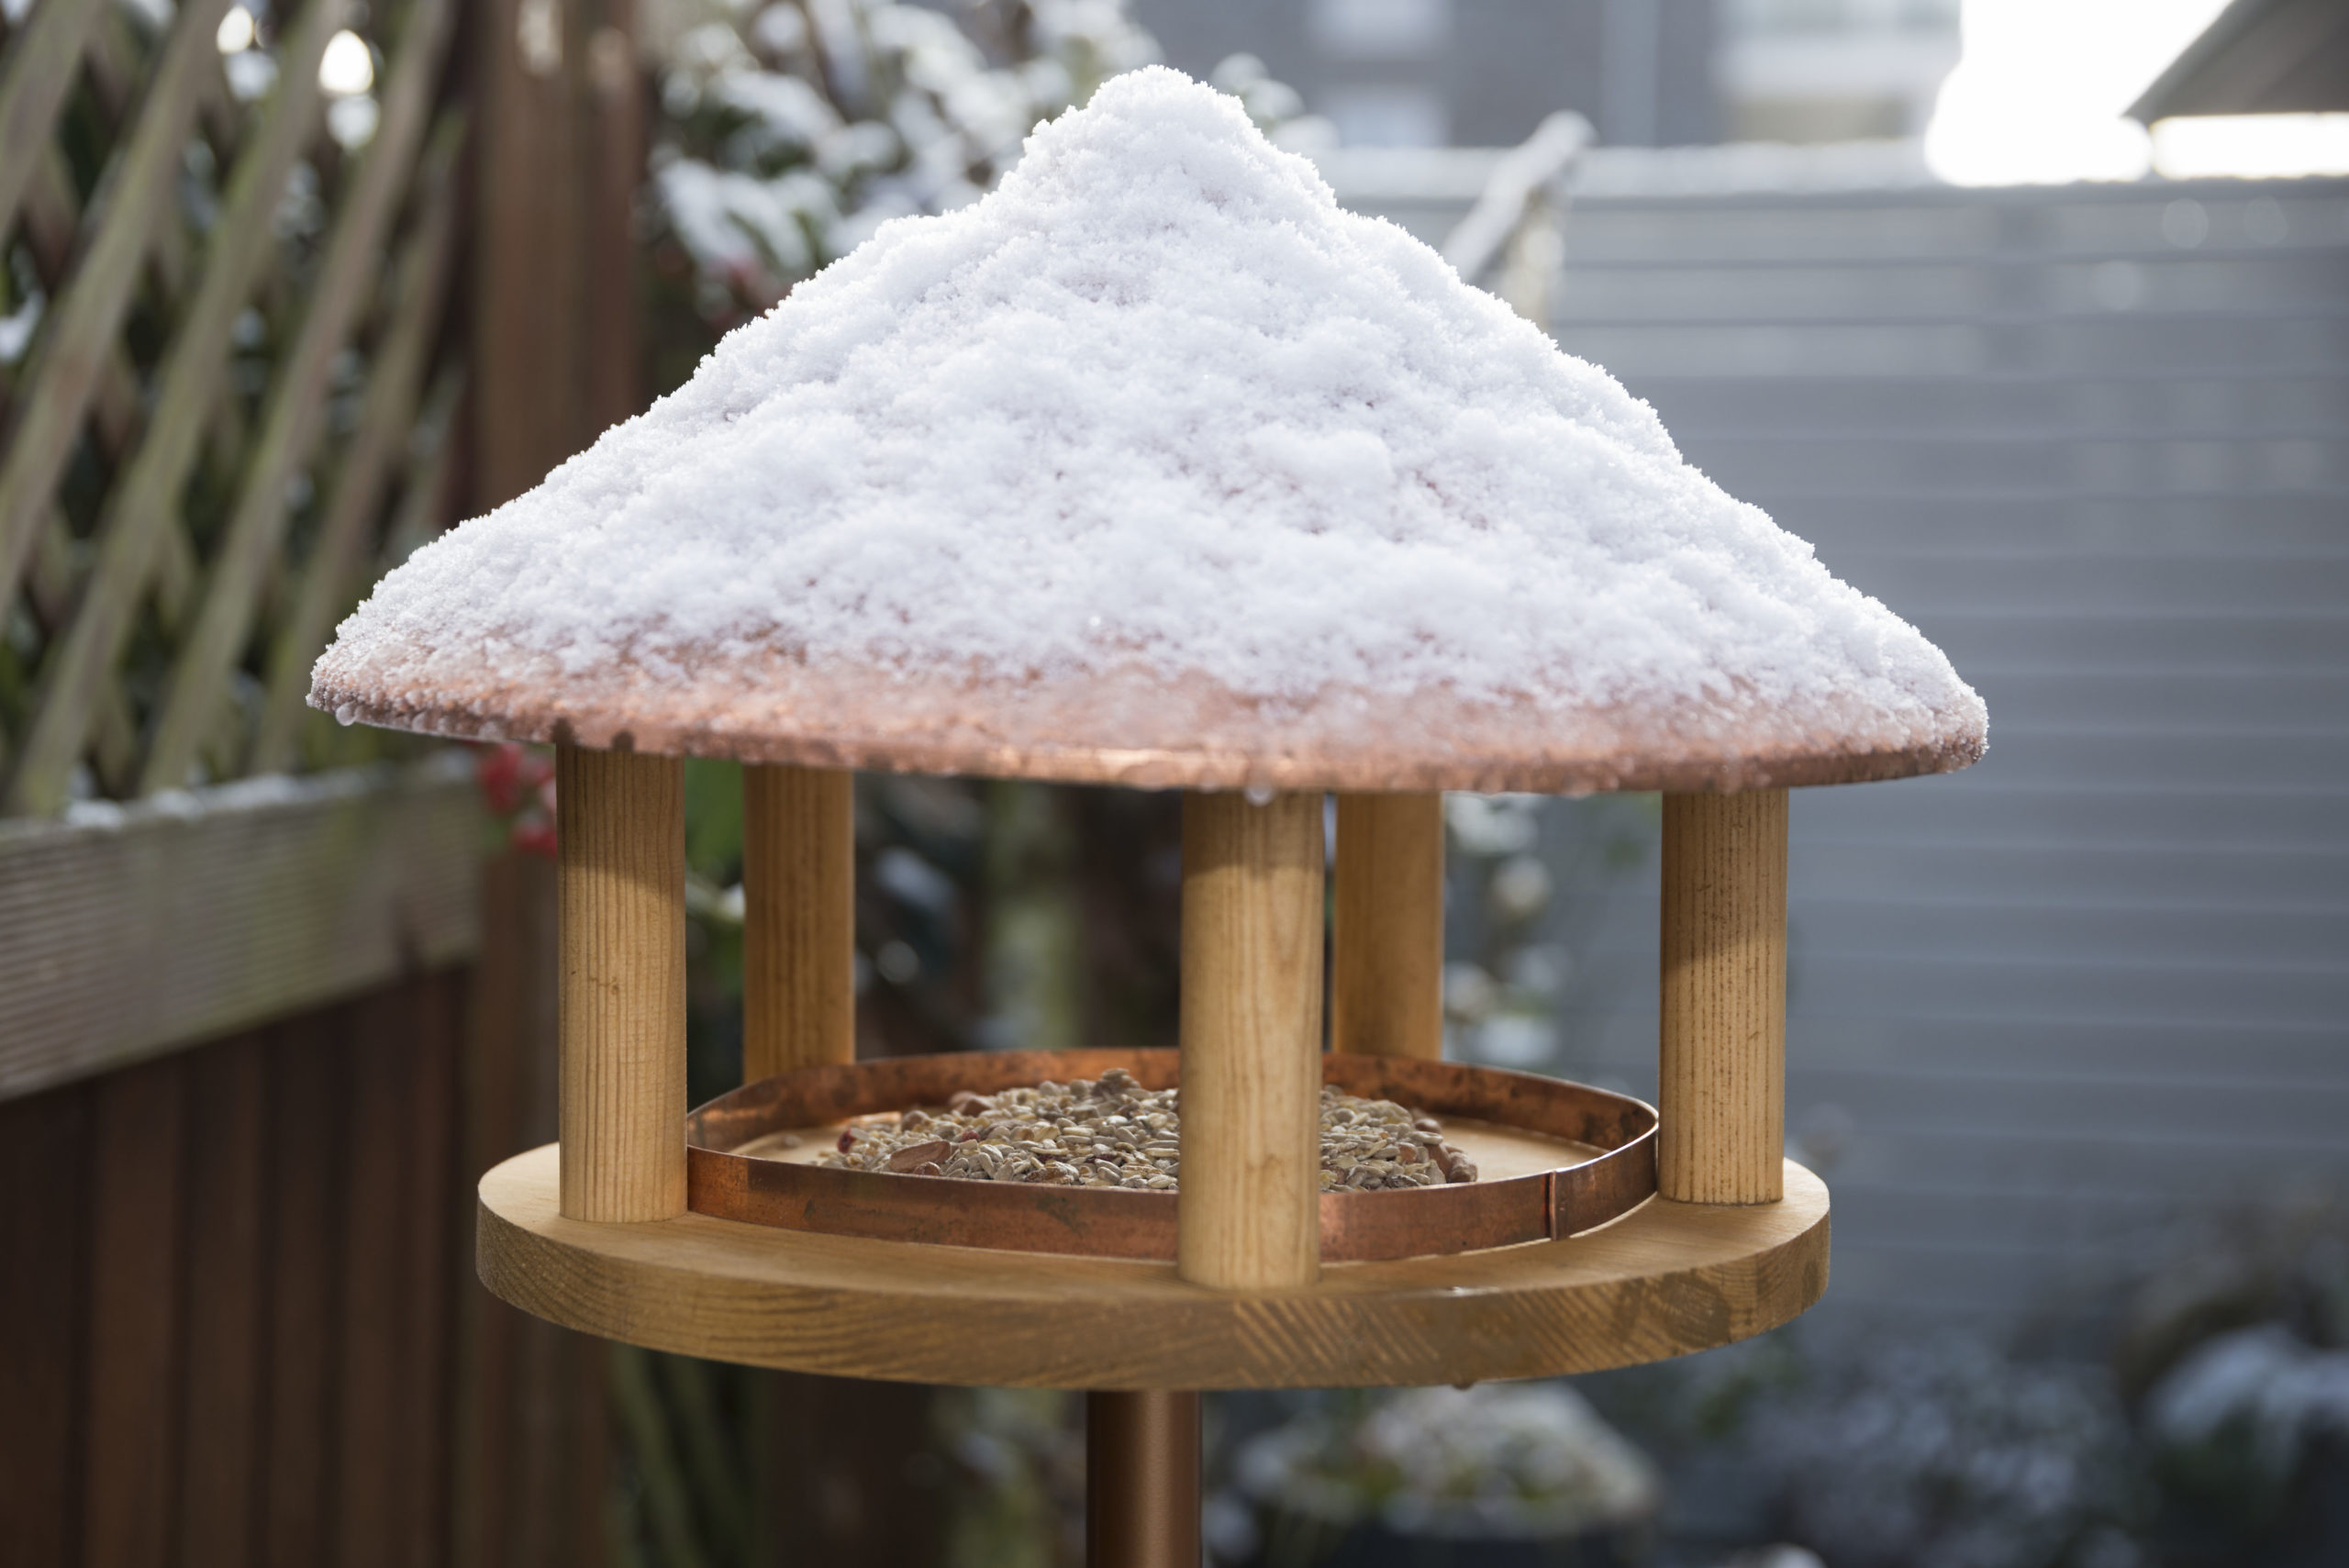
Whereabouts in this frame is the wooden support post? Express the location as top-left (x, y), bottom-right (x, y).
top-left (1658, 790), bottom-right (1788, 1205)
top-left (1331, 791), bottom-right (1444, 1061)
top-left (741, 764), bottom-right (855, 1080)
top-left (1085, 1391), bottom-right (1200, 1568)
top-left (557, 743), bottom-right (686, 1222)
top-left (1176, 791), bottom-right (1324, 1291)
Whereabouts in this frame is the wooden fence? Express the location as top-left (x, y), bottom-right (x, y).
top-left (0, 0), bottom-right (649, 1562)
top-left (0, 853), bottom-right (618, 1567)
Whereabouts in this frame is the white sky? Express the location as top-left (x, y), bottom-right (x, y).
top-left (1925, 0), bottom-right (2349, 183)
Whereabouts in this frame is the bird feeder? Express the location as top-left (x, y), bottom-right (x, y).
top-left (313, 69), bottom-right (1983, 1562)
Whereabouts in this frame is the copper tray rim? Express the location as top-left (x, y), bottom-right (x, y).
top-left (684, 1049), bottom-right (1658, 1263)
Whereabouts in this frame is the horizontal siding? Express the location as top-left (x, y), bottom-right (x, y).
top-left (1642, 376), bottom-right (2349, 443)
top-left (1554, 252), bottom-right (2349, 318)
top-left (1692, 440), bottom-right (2348, 497)
top-left (1529, 175), bottom-right (2349, 1330)
top-left (1572, 1006), bottom-right (2349, 1084)
top-left (1563, 315), bottom-right (2349, 378)
top-left (1791, 839), bottom-right (2349, 907)
top-left (1553, 183), bottom-right (2349, 262)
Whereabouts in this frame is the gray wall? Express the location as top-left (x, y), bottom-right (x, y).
top-left (1566, 178), bottom-right (2349, 1329)
top-left (1346, 169), bottom-right (2349, 1331)
top-left (1130, 0), bottom-right (1719, 146)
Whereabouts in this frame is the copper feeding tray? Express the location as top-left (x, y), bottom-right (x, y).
top-left (685, 1049), bottom-right (1657, 1263)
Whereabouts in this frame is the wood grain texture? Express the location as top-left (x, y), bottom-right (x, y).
top-left (0, 758), bottom-right (482, 1103)
top-left (176, 1035), bottom-right (270, 1568)
top-left (557, 744), bottom-right (687, 1223)
top-left (1087, 1391), bottom-right (1199, 1568)
top-left (260, 1008), bottom-right (349, 1568)
top-left (0, 1081), bottom-right (87, 1563)
top-left (395, 971), bottom-right (463, 1568)
top-left (460, 851), bottom-right (613, 1568)
top-left (741, 763), bottom-right (854, 1079)
top-left (1659, 791), bottom-right (1788, 1206)
top-left (478, 1142), bottom-right (1830, 1388)
top-left (1177, 791), bottom-right (1325, 1291)
top-left (336, 994), bottom-right (415, 1568)
top-left (1331, 792), bottom-right (1444, 1062)
top-left (82, 1056), bottom-right (188, 1568)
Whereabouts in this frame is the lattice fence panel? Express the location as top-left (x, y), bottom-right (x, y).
top-left (0, 0), bottom-right (466, 817)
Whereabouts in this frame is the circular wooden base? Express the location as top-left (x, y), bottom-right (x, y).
top-left (478, 1144), bottom-right (1829, 1389)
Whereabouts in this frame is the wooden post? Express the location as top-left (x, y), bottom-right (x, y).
top-left (1658, 790), bottom-right (1787, 1205)
top-left (1331, 792), bottom-right (1444, 1061)
top-left (1176, 791), bottom-right (1324, 1291)
top-left (556, 743), bottom-right (686, 1222)
top-left (1085, 1391), bottom-right (1200, 1568)
top-left (741, 764), bottom-right (855, 1079)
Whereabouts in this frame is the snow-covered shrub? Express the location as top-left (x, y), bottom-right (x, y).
top-left (1753, 1334), bottom-right (2143, 1568)
top-left (642, 0), bottom-right (1323, 345)
top-left (1235, 1384), bottom-right (1661, 1541)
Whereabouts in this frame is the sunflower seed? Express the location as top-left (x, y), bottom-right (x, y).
top-left (816, 1079), bottom-right (1476, 1191)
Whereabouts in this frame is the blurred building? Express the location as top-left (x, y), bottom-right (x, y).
top-left (1719, 0), bottom-right (1960, 141)
top-left (2132, 0), bottom-right (2349, 121)
top-left (1128, 0), bottom-right (1719, 146)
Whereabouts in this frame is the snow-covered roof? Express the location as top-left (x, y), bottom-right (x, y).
top-left (312, 68), bottom-right (1984, 793)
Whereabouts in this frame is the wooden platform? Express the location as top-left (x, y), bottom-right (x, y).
top-left (477, 1144), bottom-right (1829, 1389)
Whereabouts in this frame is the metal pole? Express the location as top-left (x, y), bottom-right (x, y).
top-left (1085, 1390), bottom-right (1200, 1568)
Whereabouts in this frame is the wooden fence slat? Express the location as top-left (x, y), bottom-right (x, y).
top-left (81, 1053), bottom-right (191, 1568)
top-left (0, 1081), bottom-right (91, 1564)
top-left (584, 1), bottom-right (645, 435)
top-left (454, 852), bottom-right (550, 1568)
top-left (14, 152), bottom-right (175, 788)
top-left (257, 1006), bottom-right (350, 1568)
top-left (17, 144), bottom-right (83, 284)
top-left (2, 0), bottom-right (342, 811)
top-left (134, 0), bottom-right (461, 800)
top-left (0, 0), bottom-right (106, 241)
top-left (18, 149), bottom-right (153, 458)
top-left (375, 366), bottom-right (464, 566)
top-left (336, 983), bottom-right (419, 1568)
top-left (175, 1031), bottom-right (272, 1568)
top-left (477, 0), bottom-right (584, 506)
top-left (250, 110), bottom-right (467, 775)
top-left (0, 0), bottom-right (237, 629)
top-left (454, 849), bottom-right (618, 1568)
top-left (81, 5), bottom-right (152, 132)
top-left (395, 969), bottom-right (464, 1568)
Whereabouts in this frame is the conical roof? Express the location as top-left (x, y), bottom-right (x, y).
top-left (313, 68), bottom-right (1985, 794)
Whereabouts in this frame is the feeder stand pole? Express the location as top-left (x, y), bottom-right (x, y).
top-left (1086, 1390), bottom-right (1201, 1568)
top-left (556, 743), bottom-right (688, 1222)
top-left (1659, 789), bottom-right (1788, 1205)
